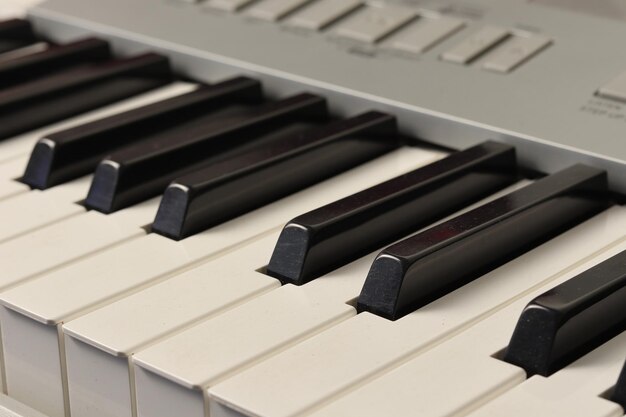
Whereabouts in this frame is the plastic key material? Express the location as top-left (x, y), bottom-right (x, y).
top-left (152, 111), bottom-right (398, 240)
top-left (0, 19), bottom-right (36, 54)
top-left (358, 164), bottom-right (610, 320)
top-left (0, 53), bottom-right (173, 140)
top-left (0, 38), bottom-right (110, 89)
top-left (85, 93), bottom-right (328, 213)
top-left (267, 140), bottom-right (517, 285)
top-left (22, 77), bottom-right (260, 189)
top-left (504, 249), bottom-right (626, 376)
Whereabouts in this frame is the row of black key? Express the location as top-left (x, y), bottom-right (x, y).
top-left (3, 20), bottom-right (626, 398)
top-left (0, 21), bottom-right (173, 140)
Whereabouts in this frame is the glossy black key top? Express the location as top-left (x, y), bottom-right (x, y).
top-left (267, 141), bottom-right (518, 286)
top-left (0, 19), bottom-right (37, 54)
top-left (611, 360), bottom-right (626, 409)
top-left (22, 77), bottom-right (262, 189)
top-left (0, 38), bottom-right (111, 89)
top-left (358, 164), bottom-right (609, 320)
top-left (152, 111), bottom-right (399, 240)
top-left (0, 52), bottom-right (172, 140)
top-left (503, 249), bottom-right (626, 376)
top-left (85, 93), bottom-right (328, 213)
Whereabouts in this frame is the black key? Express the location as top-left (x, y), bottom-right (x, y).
top-left (357, 164), bottom-right (609, 321)
top-left (85, 93), bottom-right (328, 213)
top-left (267, 141), bottom-right (518, 286)
top-left (0, 19), bottom-right (37, 54)
top-left (0, 52), bottom-right (172, 140)
top-left (0, 38), bottom-right (111, 89)
top-left (152, 111), bottom-right (399, 240)
top-left (611, 360), bottom-right (626, 409)
top-left (503, 249), bottom-right (626, 376)
top-left (22, 77), bottom-right (262, 190)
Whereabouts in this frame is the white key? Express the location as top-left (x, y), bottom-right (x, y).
top-left (0, 157), bottom-right (30, 201)
top-left (0, 176), bottom-right (91, 244)
top-left (64, 234), bottom-right (282, 417)
top-left (309, 240), bottom-right (626, 417)
top-left (0, 82), bottom-right (198, 164)
top-left (0, 147), bottom-right (443, 417)
top-left (207, 207), bottom-right (626, 417)
top-left (0, 197), bottom-right (159, 292)
top-left (132, 258), bottom-right (370, 417)
top-left (128, 180), bottom-right (527, 417)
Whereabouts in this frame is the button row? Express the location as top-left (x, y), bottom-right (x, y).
top-left (203, 0), bottom-right (552, 73)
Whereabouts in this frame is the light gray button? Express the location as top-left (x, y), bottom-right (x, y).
top-left (205, 0), bottom-right (256, 12)
top-left (441, 26), bottom-right (510, 64)
top-left (287, 0), bottom-right (362, 30)
top-left (483, 34), bottom-right (551, 73)
top-left (598, 71), bottom-right (626, 102)
top-left (246, 0), bottom-right (315, 21)
top-left (387, 16), bottom-right (465, 54)
top-left (333, 4), bottom-right (417, 43)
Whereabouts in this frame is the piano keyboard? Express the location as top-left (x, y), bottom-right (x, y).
top-left (1, 1), bottom-right (626, 417)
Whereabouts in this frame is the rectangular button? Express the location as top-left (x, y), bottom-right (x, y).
top-left (598, 71), bottom-right (626, 102)
top-left (205, 0), bottom-right (256, 12)
top-left (483, 34), bottom-right (551, 73)
top-left (333, 5), bottom-right (416, 43)
top-left (387, 16), bottom-right (465, 54)
top-left (287, 0), bottom-right (362, 30)
top-left (245, 0), bottom-right (315, 21)
top-left (441, 26), bottom-right (510, 64)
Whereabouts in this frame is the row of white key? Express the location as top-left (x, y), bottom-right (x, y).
top-left (60, 180), bottom-right (529, 417)
top-left (1, 123), bottom-right (619, 416)
top-left (0, 190), bottom-right (623, 416)
top-left (0, 146), bottom-right (443, 417)
top-left (0, 32), bottom-right (624, 417)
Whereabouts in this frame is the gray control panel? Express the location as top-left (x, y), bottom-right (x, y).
top-left (26, 0), bottom-right (626, 192)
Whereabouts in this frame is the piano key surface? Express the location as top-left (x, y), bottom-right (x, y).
top-left (0, 82), bottom-right (197, 164)
top-left (0, 146), bottom-right (442, 417)
top-left (1, 6), bottom-right (626, 417)
top-left (207, 207), bottom-right (626, 417)
top-left (307, 240), bottom-right (626, 417)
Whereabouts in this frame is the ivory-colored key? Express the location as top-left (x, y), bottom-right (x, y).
top-left (309, 240), bottom-right (626, 417)
top-left (70, 174), bottom-right (524, 417)
top-left (0, 197), bottom-right (160, 292)
top-left (64, 234), bottom-right (282, 417)
top-left (208, 207), bottom-right (626, 417)
top-left (0, 147), bottom-right (443, 417)
top-left (0, 176), bottom-right (91, 243)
